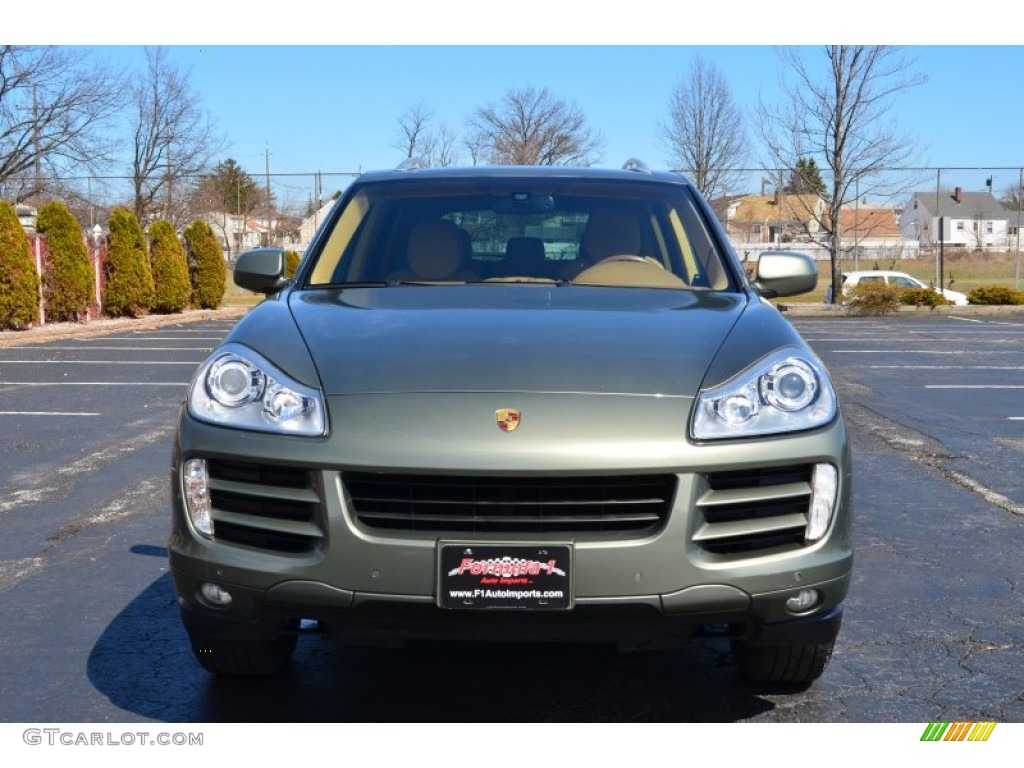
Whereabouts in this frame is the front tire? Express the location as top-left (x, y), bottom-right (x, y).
top-left (732, 640), bottom-right (834, 686)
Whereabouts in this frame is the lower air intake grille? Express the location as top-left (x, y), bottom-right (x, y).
top-left (206, 460), bottom-right (323, 553)
top-left (344, 473), bottom-right (677, 534)
top-left (695, 466), bottom-right (814, 555)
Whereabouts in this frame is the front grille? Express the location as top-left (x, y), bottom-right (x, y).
top-left (206, 460), bottom-right (323, 553)
top-left (694, 465), bottom-right (814, 555)
top-left (344, 473), bottom-right (677, 534)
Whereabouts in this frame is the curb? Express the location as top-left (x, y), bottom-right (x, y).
top-left (3, 302), bottom-right (1021, 347)
top-left (0, 306), bottom-right (251, 348)
top-left (775, 303), bottom-right (1024, 318)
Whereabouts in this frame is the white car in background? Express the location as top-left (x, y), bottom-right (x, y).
top-left (826, 270), bottom-right (969, 306)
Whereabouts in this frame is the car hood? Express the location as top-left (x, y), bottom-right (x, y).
top-left (287, 286), bottom-right (749, 397)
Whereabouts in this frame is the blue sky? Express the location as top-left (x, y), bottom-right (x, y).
top-left (26, 4), bottom-right (1024, 209)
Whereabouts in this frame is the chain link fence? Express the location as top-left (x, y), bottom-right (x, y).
top-left (9, 164), bottom-right (1024, 290)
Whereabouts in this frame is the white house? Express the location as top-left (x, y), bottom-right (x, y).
top-left (299, 199), bottom-right (337, 250)
top-left (202, 212), bottom-right (270, 258)
top-left (899, 188), bottom-right (1010, 249)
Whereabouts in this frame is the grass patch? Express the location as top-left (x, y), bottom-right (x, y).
top-left (217, 252), bottom-right (1024, 307)
top-left (221, 268), bottom-right (262, 308)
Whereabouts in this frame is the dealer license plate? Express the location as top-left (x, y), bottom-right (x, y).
top-left (438, 543), bottom-right (572, 610)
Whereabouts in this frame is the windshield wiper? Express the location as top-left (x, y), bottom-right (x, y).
top-left (312, 281), bottom-right (391, 289)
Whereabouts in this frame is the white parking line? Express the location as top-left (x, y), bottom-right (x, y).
top-left (7, 346), bottom-right (211, 351)
top-left (869, 365), bottom-right (1024, 370)
top-left (949, 317), bottom-right (1023, 326)
top-left (0, 360), bottom-right (200, 365)
top-left (925, 385), bottom-right (1024, 389)
top-left (807, 334), bottom-right (1024, 339)
top-left (74, 336), bottom-right (224, 341)
top-left (0, 382), bottom-right (185, 386)
top-left (833, 350), bottom-right (1020, 354)
top-left (0, 411), bottom-right (100, 416)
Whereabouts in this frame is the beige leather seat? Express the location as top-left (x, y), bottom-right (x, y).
top-left (392, 219), bottom-right (476, 281)
top-left (572, 208), bottom-right (685, 288)
top-left (580, 209), bottom-right (643, 262)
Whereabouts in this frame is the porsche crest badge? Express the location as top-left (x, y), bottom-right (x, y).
top-left (496, 409), bottom-right (521, 432)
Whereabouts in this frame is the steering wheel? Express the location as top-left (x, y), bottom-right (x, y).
top-left (597, 254), bottom-right (652, 265)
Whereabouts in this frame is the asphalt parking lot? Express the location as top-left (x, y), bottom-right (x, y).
top-left (0, 309), bottom-right (1021, 722)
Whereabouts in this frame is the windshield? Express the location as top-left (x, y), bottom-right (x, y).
top-left (306, 178), bottom-right (735, 291)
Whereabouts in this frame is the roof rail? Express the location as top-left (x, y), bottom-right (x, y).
top-left (621, 158), bottom-right (651, 173)
top-left (396, 157), bottom-right (429, 171)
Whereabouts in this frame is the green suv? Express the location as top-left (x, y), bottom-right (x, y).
top-left (169, 161), bottom-right (852, 685)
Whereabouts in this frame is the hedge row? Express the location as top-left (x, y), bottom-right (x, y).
top-left (967, 285), bottom-right (1024, 305)
top-left (845, 281), bottom-right (1024, 314)
top-left (0, 202), bottom-right (228, 330)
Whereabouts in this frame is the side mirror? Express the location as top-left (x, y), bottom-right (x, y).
top-left (234, 247), bottom-right (289, 295)
top-left (753, 250), bottom-right (818, 298)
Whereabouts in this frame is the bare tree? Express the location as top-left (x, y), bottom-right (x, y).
top-left (394, 103), bottom-right (461, 167)
top-left (758, 46), bottom-right (925, 303)
top-left (659, 57), bottom-right (745, 198)
top-left (463, 131), bottom-right (489, 166)
top-left (0, 46), bottom-right (121, 202)
top-left (393, 102), bottom-right (435, 160)
top-left (431, 121), bottom-right (460, 167)
top-left (129, 47), bottom-right (223, 226)
top-left (1000, 182), bottom-right (1022, 210)
top-left (467, 86), bottom-right (603, 166)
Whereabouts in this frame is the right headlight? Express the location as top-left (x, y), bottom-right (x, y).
top-left (691, 348), bottom-right (836, 440)
top-left (188, 342), bottom-right (326, 437)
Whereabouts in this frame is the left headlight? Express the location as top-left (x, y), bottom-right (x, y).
top-left (691, 348), bottom-right (836, 440)
top-left (188, 342), bottom-right (326, 436)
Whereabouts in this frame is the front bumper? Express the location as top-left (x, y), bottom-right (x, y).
top-left (169, 394), bottom-right (853, 649)
top-left (176, 575), bottom-right (846, 650)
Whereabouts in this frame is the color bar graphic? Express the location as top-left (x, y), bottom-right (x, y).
top-left (920, 722), bottom-right (997, 742)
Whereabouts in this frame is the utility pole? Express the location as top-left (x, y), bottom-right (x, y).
top-left (854, 177), bottom-right (860, 271)
top-left (164, 122), bottom-right (173, 221)
top-left (1017, 168), bottom-right (1022, 290)
top-left (32, 85), bottom-right (41, 200)
top-left (265, 144), bottom-right (272, 246)
top-left (934, 169), bottom-right (942, 290)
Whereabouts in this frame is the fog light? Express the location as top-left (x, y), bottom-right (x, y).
top-left (785, 588), bottom-right (820, 613)
top-left (200, 583), bottom-right (233, 606)
top-left (806, 463), bottom-right (838, 542)
top-left (183, 458), bottom-right (214, 537)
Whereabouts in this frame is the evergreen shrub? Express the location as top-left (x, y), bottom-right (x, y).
top-left (284, 249), bottom-right (301, 278)
top-left (967, 285), bottom-right (1024, 305)
top-left (844, 282), bottom-right (901, 315)
top-left (37, 201), bottom-right (94, 322)
top-left (0, 201), bottom-right (41, 329)
top-left (104, 208), bottom-right (155, 317)
top-left (183, 220), bottom-right (226, 309)
top-left (149, 220), bottom-right (192, 313)
top-left (899, 287), bottom-right (952, 308)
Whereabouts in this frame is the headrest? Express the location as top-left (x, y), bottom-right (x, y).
top-left (406, 219), bottom-right (465, 280)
